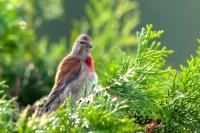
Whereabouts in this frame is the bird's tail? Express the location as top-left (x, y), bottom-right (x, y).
top-left (38, 99), bottom-right (55, 116)
top-left (38, 85), bottom-right (67, 116)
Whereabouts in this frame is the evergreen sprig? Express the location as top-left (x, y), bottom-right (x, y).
top-left (107, 25), bottom-right (173, 124)
top-left (164, 47), bottom-right (200, 132)
top-left (0, 25), bottom-right (200, 132)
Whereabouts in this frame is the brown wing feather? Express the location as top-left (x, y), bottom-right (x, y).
top-left (39, 56), bottom-right (82, 115)
top-left (48, 55), bottom-right (82, 99)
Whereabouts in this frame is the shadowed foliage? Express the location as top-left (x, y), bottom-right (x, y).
top-left (0, 0), bottom-right (200, 132)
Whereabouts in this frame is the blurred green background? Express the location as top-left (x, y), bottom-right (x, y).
top-left (1, 0), bottom-right (200, 106)
top-left (38, 0), bottom-right (200, 68)
top-left (139, 0), bottom-right (200, 68)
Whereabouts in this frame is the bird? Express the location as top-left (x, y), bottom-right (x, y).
top-left (39, 34), bottom-right (98, 115)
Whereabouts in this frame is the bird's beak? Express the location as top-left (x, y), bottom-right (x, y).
top-left (86, 43), bottom-right (93, 49)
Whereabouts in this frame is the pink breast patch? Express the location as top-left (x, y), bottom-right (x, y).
top-left (85, 56), bottom-right (95, 72)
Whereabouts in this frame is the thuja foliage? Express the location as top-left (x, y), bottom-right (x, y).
top-left (163, 49), bottom-right (200, 132)
top-left (0, 25), bottom-right (200, 132)
top-left (0, 0), bottom-right (65, 105)
top-left (0, 0), bottom-right (139, 105)
top-left (105, 25), bottom-right (200, 132)
top-left (0, 85), bottom-right (142, 132)
top-left (107, 25), bottom-right (174, 122)
top-left (0, 82), bottom-right (17, 133)
top-left (41, 93), bottom-right (142, 133)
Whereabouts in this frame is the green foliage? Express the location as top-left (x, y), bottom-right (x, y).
top-left (0, 25), bottom-right (200, 132)
top-left (0, 81), bottom-right (8, 91)
top-left (1, 0), bottom-right (200, 132)
top-left (39, 92), bottom-right (142, 133)
top-left (76, 94), bottom-right (139, 132)
top-left (0, 0), bottom-right (65, 105)
top-left (0, 97), bottom-right (17, 133)
top-left (0, 89), bottom-right (143, 133)
top-left (0, 82), bottom-right (17, 133)
top-left (107, 25), bottom-right (173, 123)
top-left (19, 0), bottom-right (63, 26)
top-left (197, 38), bottom-right (200, 44)
top-left (163, 48), bottom-right (200, 132)
top-left (0, 0), bottom-right (139, 105)
top-left (105, 25), bottom-right (200, 132)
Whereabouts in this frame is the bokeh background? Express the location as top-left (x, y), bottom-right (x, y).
top-left (1, 0), bottom-right (200, 106)
top-left (38, 0), bottom-right (200, 68)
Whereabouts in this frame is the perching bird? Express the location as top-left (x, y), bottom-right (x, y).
top-left (39, 34), bottom-right (98, 115)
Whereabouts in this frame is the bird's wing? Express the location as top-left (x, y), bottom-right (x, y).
top-left (49, 56), bottom-right (82, 99)
top-left (40, 56), bottom-right (82, 114)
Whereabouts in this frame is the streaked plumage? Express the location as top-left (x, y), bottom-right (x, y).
top-left (39, 34), bottom-right (97, 115)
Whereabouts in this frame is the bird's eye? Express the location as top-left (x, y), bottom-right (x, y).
top-left (79, 41), bottom-right (85, 44)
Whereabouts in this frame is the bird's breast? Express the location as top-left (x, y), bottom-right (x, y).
top-left (64, 62), bottom-right (97, 102)
top-left (85, 56), bottom-right (95, 72)
top-left (77, 62), bottom-right (98, 98)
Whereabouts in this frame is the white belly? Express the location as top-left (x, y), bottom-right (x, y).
top-left (79, 71), bottom-right (98, 98)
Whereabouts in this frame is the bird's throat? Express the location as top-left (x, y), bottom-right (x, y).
top-left (85, 56), bottom-right (95, 72)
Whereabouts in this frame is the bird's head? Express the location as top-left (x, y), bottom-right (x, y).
top-left (71, 34), bottom-right (93, 59)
